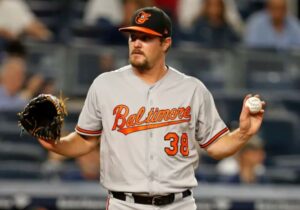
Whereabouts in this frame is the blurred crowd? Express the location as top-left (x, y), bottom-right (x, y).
top-left (69, 0), bottom-right (300, 49)
top-left (0, 0), bottom-right (299, 185)
top-left (0, 0), bottom-right (299, 110)
top-left (0, 0), bottom-right (299, 50)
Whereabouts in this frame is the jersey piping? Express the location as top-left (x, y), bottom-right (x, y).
top-left (200, 127), bottom-right (229, 148)
top-left (75, 125), bottom-right (102, 136)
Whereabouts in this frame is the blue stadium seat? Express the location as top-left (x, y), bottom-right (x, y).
top-left (25, 43), bottom-right (65, 77)
top-left (261, 113), bottom-right (298, 157)
top-left (0, 161), bottom-right (42, 179)
top-left (220, 94), bottom-right (244, 123)
top-left (63, 110), bottom-right (80, 131)
top-left (0, 110), bottom-right (19, 122)
top-left (0, 142), bottom-right (46, 162)
top-left (69, 0), bottom-right (89, 24)
top-left (213, 96), bottom-right (230, 124)
top-left (67, 46), bottom-right (127, 96)
top-left (168, 49), bottom-right (226, 90)
top-left (195, 164), bottom-right (219, 183)
top-left (281, 97), bottom-right (300, 117)
top-left (0, 121), bottom-right (37, 144)
top-left (77, 53), bottom-right (102, 85)
top-left (242, 50), bottom-right (298, 90)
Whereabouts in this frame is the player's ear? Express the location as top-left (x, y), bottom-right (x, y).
top-left (162, 37), bottom-right (172, 53)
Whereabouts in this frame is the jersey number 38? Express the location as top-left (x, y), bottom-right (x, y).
top-left (164, 133), bottom-right (189, 156)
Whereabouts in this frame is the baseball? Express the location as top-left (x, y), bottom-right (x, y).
top-left (245, 97), bottom-right (262, 114)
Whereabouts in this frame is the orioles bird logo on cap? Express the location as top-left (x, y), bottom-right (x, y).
top-left (135, 11), bottom-right (151, 24)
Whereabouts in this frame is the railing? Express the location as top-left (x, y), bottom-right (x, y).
top-left (24, 42), bottom-right (300, 97)
top-left (1, 181), bottom-right (300, 210)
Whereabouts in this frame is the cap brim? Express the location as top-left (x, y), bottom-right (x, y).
top-left (119, 26), bottom-right (162, 37)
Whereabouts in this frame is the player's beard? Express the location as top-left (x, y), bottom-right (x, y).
top-left (129, 52), bottom-right (151, 72)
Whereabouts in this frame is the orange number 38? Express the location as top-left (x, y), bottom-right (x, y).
top-left (164, 132), bottom-right (189, 156)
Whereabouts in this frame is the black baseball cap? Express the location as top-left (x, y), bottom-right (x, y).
top-left (119, 7), bottom-right (172, 38)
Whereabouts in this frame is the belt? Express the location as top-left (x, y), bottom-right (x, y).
top-left (110, 189), bottom-right (191, 206)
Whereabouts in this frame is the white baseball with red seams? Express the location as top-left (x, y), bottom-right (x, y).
top-left (245, 97), bottom-right (262, 114)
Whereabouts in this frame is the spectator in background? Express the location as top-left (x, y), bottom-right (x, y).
top-left (178, 0), bottom-right (243, 34)
top-left (235, 0), bottom-right (266, 20)
top-left (84, 0), bottom-right (123, 27)
top-left (245, 0), bottom-right (300, 50)
top-left (0, 56), bottom-right (27, 110)
top-left (20, 73), bottom-right (45, 100)
top-left (119, 0), bottom-right (151, 28)
top-left (153, 0), bottom-right (183, 45)
top-left (83, 0), bottom-right (151, 45)
top-left (102, 0), bottom-right (151, 45)
top-left (20, 75), bottom-right (58, 101)
top-left (217, 135), bottom-right (268, 184)
top-left (235, 0), bottom-right (297, 21)
top-left (190, 0), bottom-right (240, 48)
top-left (0, 0), bottom-right (52, 42)
top-left (153, 0), bottom-right (178, 20)
top-left (4, 40), bottom-right (27, 58)
top-left (0, 40), bottom-right (26, 64)
top-left (40, 77), bottom-right (56, 95)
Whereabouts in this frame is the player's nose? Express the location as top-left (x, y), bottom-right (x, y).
top-left (133, 39), bottom-right (142, 48)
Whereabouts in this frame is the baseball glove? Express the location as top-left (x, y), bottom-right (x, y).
top-left (18, 94), bottom-right (67, 141)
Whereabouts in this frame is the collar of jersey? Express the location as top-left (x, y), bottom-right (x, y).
top-left (128, 65), bottom-right (172, 90)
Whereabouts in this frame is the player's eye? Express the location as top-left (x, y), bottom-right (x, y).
top-left (140, 35), bottom-right (151, 42)
top-left (130, 34), bottom-right (153, 42)
top-left (130, 35), bottom-right (138, 42)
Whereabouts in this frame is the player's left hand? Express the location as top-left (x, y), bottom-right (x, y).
top-left (239, 94), bottom-right (265, 137)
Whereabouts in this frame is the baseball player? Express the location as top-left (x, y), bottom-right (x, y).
top-left (38, 7), bottom-right (265, 210)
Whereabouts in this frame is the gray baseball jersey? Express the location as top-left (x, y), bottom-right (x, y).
top-left (75, 65), bottom-right (229, 194)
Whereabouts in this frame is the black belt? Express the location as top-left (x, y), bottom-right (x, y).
top-left (110, 189), bottom-right (191, 206)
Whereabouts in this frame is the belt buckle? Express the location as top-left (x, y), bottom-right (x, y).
top-left (152, 195), bottom-right (165, 206)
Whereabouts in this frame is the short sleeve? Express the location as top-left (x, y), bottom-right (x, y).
top-left (195, 87), bottom-right (229, 148)
top-left (75, 81), bottom-right (102, 136)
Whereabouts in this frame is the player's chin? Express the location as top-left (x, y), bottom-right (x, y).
top-left (130, 58), bottom-right (147, 68)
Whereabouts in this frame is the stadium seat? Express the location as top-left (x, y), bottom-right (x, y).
top-left (67, 45), bottom-right (127, 96)
top-left (261, 113), bottom-right (298, 157)
top-left (0, 142), bottom-right (46, 162)
top-left (26, 0), bottom-right (71, 41)
top-left (0, 110), bottom-right (19, 122)
top-left (0, 122), bottom-right (37, 144)
top-left (168, 49), bottom-right (226, 90)
top-left (195, 164), bottom-right (220, 183)
top-left (241, 50), bottom-right (297, 90)
top-left (281, 97), bottom-right (300, 117)
top-left (63, 110), bottom-right (80, 131)
top-left (220, 94), bottom-right (244, 123)
top-left (26, 44), bottom-right (64, 76)
top-left (0, 161), bottom-right (42, 179)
